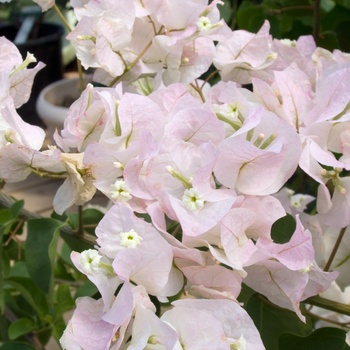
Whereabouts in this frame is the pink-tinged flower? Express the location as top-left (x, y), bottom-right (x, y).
top-left (244, 259), bottom-right (309, 321)
top-left (271, 36), bottom-right (317, 82)
top-left (95, 202), bottom-right (184, 297)
top-left (124, 305), bottom-right (178, 349)
top-left (54, 84), bottom-right (114, 152)
top-left (304, 65), bottom-right (350, 124)
top-left (213, 20), bottom-right (277, 84)
top-left (0, 99), bottom-right (45, 150)
top-left (253, 63), bottom-right (314, 130)
top-left (214, 111), bottom-right (301, 195)
top-left (71, 249), bottom-right (122, 311)
top-left (176, 251), bottom-right (243, 300)
top-left (256, 215), bottom-right (314, 271)
top-left (244, 259), bottom-right (337, 322)
top-left (99, 90), bottom-right (165, 149)
top-left (0, 37), bottom-right (45, 108)
top-left (53, 153), bottom-right (96, 215)
top-left (317, 178), bottom-right (350, 228)
top-left (85, 131), bottom-right (159, 208)
top-left (154, 0), bottom-right (209, 30)
top-left (32, 0), bottom-right (55, 11)
top-left (0, 145), bottom-right (63, 183)
top-left (151, 35), bottom-right (216, 85)
top-left (60, 297), bottom-right (118, 350)
top-left (162, 299), bottom-right (265, 350)
top-left (163, 97), bottom-right (225, 145)
top-left (67, 0), bottom-right (135, 76)
top-left (274, 188), bottom-right (315, 216)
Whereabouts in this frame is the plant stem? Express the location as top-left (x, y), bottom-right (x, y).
top-left (78, 205), bottom-right (84, 236)
top-left (53, 4), bottom-right (72, 32)
top-left (305, 295), bottom-right (350, 317)
top-left (324, 226), bottom-right (347, 272)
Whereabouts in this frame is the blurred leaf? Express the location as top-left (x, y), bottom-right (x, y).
top-left (81, 208), bottom-right (104, 235)
top-left (335, 0), bottom-right (350, 8)
top-left (55, 284), bottom-right (74, 317)
top-left (25, 218), bottom-right (63, 293)
top-left (0, 342), bottom-right (36, 350)
top-left (219, 0), bottom-right (234, 25)
top-left (245, 294), bottom-right (313, 350)
top-left (8, 261), bottom-right (29, 278)
top-left (238, 283), bottom-right (256, 306)
top-left (74, 279), bottom-right (98, 299)
top-left (0, 209), bottom-right (13, 226)
top-left (237, 2), bottom-right (266, 31)
top-left (8, 318), bottom-right (35, 340)
top-left (4, 277), bottom-right (49, 317)
top-left (321, 0), bottom-right (337, 12)
top-left (9, 200), bottom-right (24, 219)
top-left (318, 30), bottom-right (340, 51)
top-left (279, 327), bottom-right (350, 349)
top-left (271, 214), bottom-right (296, 243)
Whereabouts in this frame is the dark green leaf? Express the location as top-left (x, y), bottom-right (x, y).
top-left (245, 294), bottom-right (313, 350)
top-left (335, 0), bottom-right (350, 9)
top-left (55, 284), bottom-right (74, 316)
top-left (0, 342), bottom-right (36, 350)
top-left (271, 214), bottom-right (296, 243)
top-left (279, 327), bottom-right (350, 350)
top-left (237, 283), bottom-right (256, 306)
top-left (236, 3), bottom-right (266, 32)
top-left (25, 218), bottom-right (63, 293)
top-left (74, 280), bottom-right (98, 299)
top-left (9, 200), bottom-right (24, 219)
top-left (8, 261), bottom-right (29, 278)
top-left (0, 209), bottom-right (13, 226)
top-left (8, 318), bottom-right (35, 340)
top-left (4, 277), bottom-right (49, 317)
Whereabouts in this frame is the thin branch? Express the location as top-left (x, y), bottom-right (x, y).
top-left (324, 226), bottom-right (347, 272)
top-left (305, 295), bottom-right (350, 317)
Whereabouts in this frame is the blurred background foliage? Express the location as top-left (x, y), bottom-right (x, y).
top-left (219, 0), bottom-right (350, 52)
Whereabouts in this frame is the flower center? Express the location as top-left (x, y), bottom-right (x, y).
top-left (120, 229), bottom-right (143, 248)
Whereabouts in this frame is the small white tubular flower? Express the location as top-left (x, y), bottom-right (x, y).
top-left (10, 52), bottom-right (37, 77)
top-left (182, 188), bottom-right (205, 211)
top-left (80, 249), bottom-right (103, 275)
top-left (280, 38), bottom-right (297, 47)
top-left (229, 335), bottom-right (247, 350)
top-left (197, 16), bottom-right (213, 32)
top-left (110, 179), bottom-right (132, 202)
top-left (120, 229), bottom-right (143, 248)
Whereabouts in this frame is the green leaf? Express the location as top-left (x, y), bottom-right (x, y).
top-left (236, 3), bottom-right (266, 32)
top-left (279, 327), bottom-right (350, 350)
top-left (9, 200), bottom-right (24, 219)
top-left (0, 342), bottom-right (36, 350)
top-left (8, 261), bottom-right (30, 278)
top-left (8, 318), bottom-right (35, 340)
top-left (245, 294), bottom-right (313, 350)
top-left (25, 218), bottom-right (63, 293)
top-left (271, 214), bottom-right (296, 243)
top-left (0, 209), bottom-right (13, 226)
top-left (335, 0), bottom-right (350, 9)
top-left (55, 284), bottom-right (74, 317)
top-left (4, 277), bottom-right (49, 317)
top-left (74, 279), bottom-right (98, 299)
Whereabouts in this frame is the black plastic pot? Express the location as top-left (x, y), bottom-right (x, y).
top-left (0, 23), bottom-right (64, 126)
